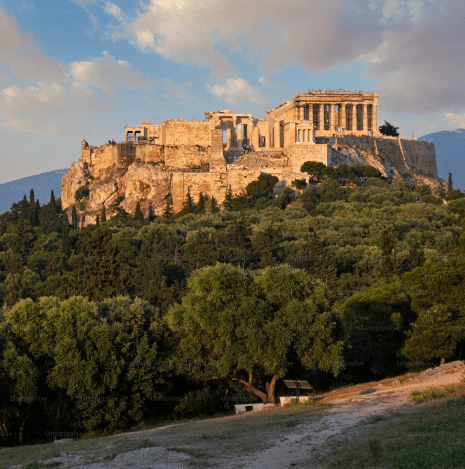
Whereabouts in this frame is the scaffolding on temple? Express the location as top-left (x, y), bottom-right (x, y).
top-left (117, 141), bottom-right (136, 168)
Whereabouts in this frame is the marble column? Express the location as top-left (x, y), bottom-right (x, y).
top-left (319, 104), bottom-right (324, 132)
top-left (352, 105), bottom-right (357, 132)
top-left (236, 124), bottom-right (243, 149)
top-left (341, 103), bottom-right (346, 129)
top-left (232, 117), bottom-right (237, 147)
top-left (265, 125), bottom-right (270, 149)
top-left (329, 104), bottom-right (336, 132)
top-left (363, 104), bottom-right (368, 132)
top-left (274, 121), bottom-right (281, 148)
top-left (372, 104), bottom-right (378, 133)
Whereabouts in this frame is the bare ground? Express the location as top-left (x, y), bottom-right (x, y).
top-left (3, 361), bottom-right (465, 469)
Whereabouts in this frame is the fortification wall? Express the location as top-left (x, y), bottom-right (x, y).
top-left (287, 144), bottom-right (331, 172)
top-left (161, 121), bottom-right (214, 146)
top-left (164, 145), bottom-right (211, 168)
top-left (80, 144), bottom-right (118, 178)
top-left (135, 144), bottom-right (164, 164)
top-left (333, 135), bottom-right (438, 177)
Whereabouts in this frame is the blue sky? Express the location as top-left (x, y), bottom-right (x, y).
top-left (0, 0), bottom-right (464, 183)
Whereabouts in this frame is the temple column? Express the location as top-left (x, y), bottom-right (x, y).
top-left (341, 103), bottom-right (346, 129)
top-left (329, 104), bottom-right (336, 132)
top-left (252, 127), bottom-right (259, 149)
top-left (232, 117), bottom-right (237, 147)
top-left (352, 105), bottom-right (357, 132)
top-left (319, 104), bottom-right (324, 132)
top-left (363, 103), bottom-right (368, 132)
top-left (226, 129), bottom-right (232, 150)
top-left (372, 104), bottom-right (378, 133)
top-left (265, 125), bottom-right (270, 149)
top-left (274, 121), bottom-right (281, 148)
top-left (236, 124), bottom-right (243, 149)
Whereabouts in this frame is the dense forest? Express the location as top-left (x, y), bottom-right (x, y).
top-left (1, 163), bottom-right (465, 446)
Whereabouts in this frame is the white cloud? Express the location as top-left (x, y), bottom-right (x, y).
top-left (207, 78), bottom-right (267, 106)
top-left (0, 82), bottom-right (110, 135)
top-left (0, 9), bottom-right (158, 136)
top-left (69, 51), bottom-right (156, 95)
top-left (0, 9), bottom-right (68, 83)
top-left (101, 0), bottom-right (464, 114)
top-left (443, 113), bottom-right (465, 129)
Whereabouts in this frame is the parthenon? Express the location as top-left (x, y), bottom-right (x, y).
top-left (124, 89), bottom-right (379, 150)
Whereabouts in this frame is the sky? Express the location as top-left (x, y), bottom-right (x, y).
top-left (0, 0), bottom-right (464, 184)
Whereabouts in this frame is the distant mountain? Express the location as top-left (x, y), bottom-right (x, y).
top-left (418, 129), bottom-right (465, 190)
top-left (0, 169), bottom-right (68, 214)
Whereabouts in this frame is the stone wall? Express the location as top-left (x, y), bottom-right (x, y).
top-left (161, 121), bottom-right (213, 146)
top-left (400, 139), bottom-right (437, 177)
top-left (287, 144), bottom-right (331, 172)
top-left (164, 145), bottom-right (211, 168)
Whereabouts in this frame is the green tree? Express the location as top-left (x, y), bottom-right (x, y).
top-left (96, 215), bottom-right (100, 226)
top-left (196, 192), bottom-right (206, 214)
top-left (379, 229), bottom-right (395, 278)
top-left (12, 219), bottom-right (35, 257)
top-left (291, 179), bottom-right (307, 190)
top-left (29, 188), bottom-right (35, 205)
top-left (223, 186), bottom-right (234, 212)
top-left (32, 200), bottom-right (40, 227)
top-left (340, 282), bottom-right (416, 376)
top-left (448, 173), bottom-right (453, 191)
top-left (61, 215), bottom-right (70, 256)
top-left (182, 228), bottom-right (217, 275)
top-left (167, 264), bottom-right (346, 403)
top-left (210, 196), bottom-right (218, 213)
top-left (183, 187), bottom-right (194, 214)
top-left (277, 186), bottom-right (293, 210)
top-left (301, 161), bottom-right (327, 181)
top-left (401, 303), bottom-right (465, 366)
top-left (147, 203), bottom-right (155, 222)
top-left (163, 196), bottom-right (173, 219)
top-left (2, 296), bottom-right (169, 435)
top-left (379, 120), bottom-right (400, 137)
top-left (246, 174), bottom-right (279, 201)
top-left (134, 202), bottom-right (144, 223)
top-left (71, 205), bottom-right (78, 229)
top-left (101, 205), bottom-right (107, 223)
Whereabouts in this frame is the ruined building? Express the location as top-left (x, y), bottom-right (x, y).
top-left (61, 90), bottom-right (439, 224)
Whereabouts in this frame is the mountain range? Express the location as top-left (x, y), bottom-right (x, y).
top-left (418, 129), bottom-right (465, 190)
top-left (0, 169), bottom-right (67, 214)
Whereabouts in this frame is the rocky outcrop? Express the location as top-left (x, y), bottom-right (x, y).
top-left (60, 161), bottom-right (89, 209)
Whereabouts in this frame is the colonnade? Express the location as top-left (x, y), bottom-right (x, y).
top-left (298, 102), bottom-right (377, 133)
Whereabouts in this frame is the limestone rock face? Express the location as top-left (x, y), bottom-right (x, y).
top-left (60, 160), bottom-right (89, 209)
top-left (88, 181), bottom-right (119, 211)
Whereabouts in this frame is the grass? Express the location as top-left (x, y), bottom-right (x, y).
top-left (410, 386), bottom-right (455, 404)
top-left (326, 385), bottom-right (465, 469)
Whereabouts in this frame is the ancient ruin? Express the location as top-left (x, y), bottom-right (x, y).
top-left (61, 90), bottom-right (439, 224)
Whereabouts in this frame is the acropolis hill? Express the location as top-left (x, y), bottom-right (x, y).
top-left (61, 90), bottom-right (440, 224)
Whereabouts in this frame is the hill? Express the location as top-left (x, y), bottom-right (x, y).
top-left (0, 169), bottom-right (68, 214)
top-left (418, 129), bottom-right (465, 190)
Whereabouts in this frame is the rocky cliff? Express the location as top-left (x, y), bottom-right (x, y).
top-left (61, 136), bottom-right (444, 226)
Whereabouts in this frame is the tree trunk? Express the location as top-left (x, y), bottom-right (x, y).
top-left (234, 372), bottom-right (269, 403)
top-left (267, 375), bottom-right (280, 404)
top-left (440, 357), bottom-right (446, 366)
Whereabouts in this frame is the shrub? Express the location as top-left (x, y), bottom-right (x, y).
top-left (172, 387), bottom-right (230, 419)
top-left (75, 185), bottom-right (90, 201)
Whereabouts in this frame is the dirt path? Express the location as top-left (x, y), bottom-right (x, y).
top-left (5, 361), bottom-right (465, 469)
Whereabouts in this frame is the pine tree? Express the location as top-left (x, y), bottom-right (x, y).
top-left (448, 173), bottom-right (453, 191)
top-left (71, 205), bottom-right (78, 229)
top-left (96, 215), bottom-right (100, 226)
top-left (19, 194), bottom-right (29, 220)
top-left (61, 214), bottom-right (70, 255)
top-left (134, 202), bottom-right (144, 223)
top-left (12, 219), bottom-right (35, 257)
top-left (101, 205), bottom-right (107, 222)
top-left (29, 188), bottom-right (35, 204)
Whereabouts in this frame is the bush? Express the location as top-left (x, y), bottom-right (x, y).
top-left (416, 185), bottom-right (432, 196)
top-left (446, 189), bottom-right (464, 201)
top-left (75, 185), bottom-right (90, 201)
top-left (172, 387), bottom-right (231, 419)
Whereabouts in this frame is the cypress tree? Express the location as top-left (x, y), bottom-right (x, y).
top-left (96, 215), bottom-right (100, 226)
top-left (148, 203), bottom-right (155, 222)
top-left (29, 188), bottom-right (35, 204)
top-left (101, 205), bottom-right (107, 222)
top-left (61, 214), bottom-right (70, 255)
top-left (134, 202), bottom-right (144, 222)
top-left (448, 173), bottom-right (453, 191)
top-left (380, 229), bottom-right (394, 278)
top-left (197, 192), bottom-right (206, 213)
top-left (163, 197), bottom-right (173, 219)
top-left (211, 196), bottom-right (217, 213)
top-left (33, 200), bottom-right (40, 227)
top-left (19, 194), bottom-right (28, 220)
top-left (71, 205), bottom-right (78, 229)
top-left (224, 186), bottom-right (234, 212)
top-left (184, 187), bottom-right (194, 214)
